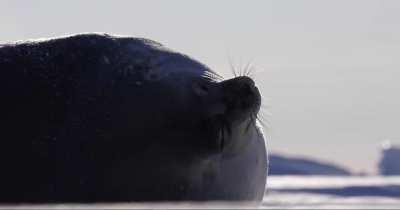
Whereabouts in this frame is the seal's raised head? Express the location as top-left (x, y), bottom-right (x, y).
top-left (0, 33), bottom-right (267, 203)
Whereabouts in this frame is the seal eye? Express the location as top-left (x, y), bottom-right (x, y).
top-left (193, 81), bottom-right (210, 96)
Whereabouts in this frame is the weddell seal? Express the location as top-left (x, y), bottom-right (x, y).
top-left (0, 34), bottom-right (267, 203)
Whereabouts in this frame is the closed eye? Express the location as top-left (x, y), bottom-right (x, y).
top-left (193, 81), bottom-right (210, 96)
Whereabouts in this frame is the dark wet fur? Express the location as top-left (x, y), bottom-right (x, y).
top-left (0, 34), bottom-right (267, 202)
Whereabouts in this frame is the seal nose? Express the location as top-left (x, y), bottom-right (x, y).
top-left (236, 76), bottom-right (255, 87)
top-left (221, 76), bottom-right (261, 114)
top-left (235, 76), bottom-right (256, 97)
top-left (223, 76), bottom-right (257, 97)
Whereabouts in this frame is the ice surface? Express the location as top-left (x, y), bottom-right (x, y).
top-left (263, 176), bottom-right (400, 209)
top-left (1, 176), bottom-right (399, 209)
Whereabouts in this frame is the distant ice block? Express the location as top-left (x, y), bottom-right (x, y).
top-left (379, 144), bottom-right (400, 175)
top-left (269, 154), bottom-right (351, 176)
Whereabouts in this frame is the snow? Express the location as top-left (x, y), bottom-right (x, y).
top-left (1, 176), bottom-right (399, 209)
top-left (262, 176), bottom-right (400, 209)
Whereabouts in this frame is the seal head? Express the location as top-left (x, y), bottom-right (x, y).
top-left (0, 34), bottom-right (267, 203)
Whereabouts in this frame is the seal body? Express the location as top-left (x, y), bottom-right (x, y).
top-left (0, 34), bottom-right (267, 203)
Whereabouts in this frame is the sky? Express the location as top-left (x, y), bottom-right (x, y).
top-left (1, 0), bottom-right (399, 174)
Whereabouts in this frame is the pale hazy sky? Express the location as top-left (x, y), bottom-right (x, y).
top-left (1, 0), bottom-right (399, 174)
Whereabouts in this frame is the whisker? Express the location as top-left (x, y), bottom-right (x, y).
top-left (253, 114), bottom-right (262, 130)
top-left (257, 111), bottom-right (271, 129)
top-left (203, 70), bottom-right (224, 82)
top-left (247, 65), bottom-right (256, 78)
top-left (237, 60), bottom-right (243, 77)
top-left (253, 113), bottom-right (262, 131)
top-left (227, 55), bottom-right (237, 78)
top-left (246, 114), bottom-right (255, 132)
top-left (257, 114), bottom-right (267, 127)
top-left (243, 60), bottom-right (254, 78)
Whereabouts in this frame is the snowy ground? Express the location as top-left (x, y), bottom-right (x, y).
top-left (1, 176), bottom-right (400, 209)
top-left (263, 176), bottom-right (400, 209)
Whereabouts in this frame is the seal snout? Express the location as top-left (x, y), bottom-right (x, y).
top-left (221, 76), bottom-right (261, 121)
top-left (234, 76), bottom-right (257, 100)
